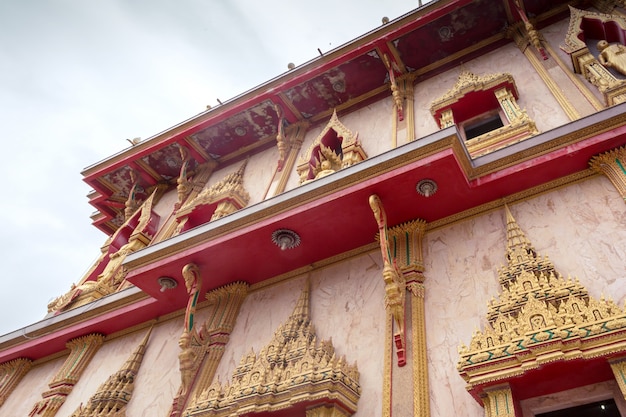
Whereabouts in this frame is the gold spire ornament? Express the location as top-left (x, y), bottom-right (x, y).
top-left (185, 280), bottom-right (361, 416)
top-left (458, 205), bottom-right (626, 395)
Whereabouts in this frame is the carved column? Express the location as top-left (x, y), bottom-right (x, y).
top-left (29, 334), bottom-right (104, 417)
top-left (190, 282), bottom-right (249, 398)
top-left (174, 281), bottom-right (249, 416)
top-left (399, 74), bottom-right (417, 143)
top-left (389, 219), bottom-right (429, 417)
top-left (507, 22), bottom-right (580, 121)
top-left (372, 198), bottom-right (430, 417)
top-left (590, 146), bottom-right (626, 201)
top-left (610, 357), bottom-right (626, 400)
top-left (482, 385), bottom-right (517, 417)
top-left (0, 358), bottom-right (32, 408)
top-left (273, 121), bottom-right (309, 196)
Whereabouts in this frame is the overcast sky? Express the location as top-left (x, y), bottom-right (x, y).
top-left (0, 0), bottom-right (426, 336)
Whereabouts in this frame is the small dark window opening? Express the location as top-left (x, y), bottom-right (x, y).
top-left (536, 399), bottom-right (620, 417)
top-left (464, 114), bottom-right (504, 140)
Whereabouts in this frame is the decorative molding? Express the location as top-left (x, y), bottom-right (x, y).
top-left (410, 282), bottom-right (430, 417)
top-left (458, 205), bottom-right (626, 395)
top-left (590, 145), bottom-right (626, 201)
top-left (185, 281), bottom-right (360, 416)
top-left (0, 358), bottom-right (32, 408)
top-left (543, 41), bottom-right (605, 112)
top-left (297, 110), bottom-right (367, 183)
top-left (30, 333), bottom-right (105, 417)
top-left (388, 219), bottom-right (427, 277)
top-left (68, 328), bottom-right (152, 417)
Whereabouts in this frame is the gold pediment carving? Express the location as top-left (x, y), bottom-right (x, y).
top-left (430, 71), bottom-right (516, 114)
top-left (430, 72), bottom-right (538, 157)
top-left (176, 159), bottom-right (250, 230)
top-left (458, 205), bottom-right (626, 389)
top-left (185, 281), bottom-right (361, 416)
top-left (296, 110), bottom-right (367, 184)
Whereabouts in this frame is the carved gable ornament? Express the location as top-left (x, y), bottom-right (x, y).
top-left (296, 110), bottom-right (367, 184)
top-left (185, 282), bottom-right (361, 416)
top-left (562, 7), bottom-right (626, 105)
top-left (430, 71), bottom-right (538, 158)
top-left (458, 206), bottom-right (626, 400)
top-left (176, 159), bottom-right (250, 233)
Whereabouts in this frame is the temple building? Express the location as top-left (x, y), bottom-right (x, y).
top-left (3, 1), bottom-right (626, 416)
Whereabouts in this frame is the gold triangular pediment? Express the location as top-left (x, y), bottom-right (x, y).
top-left (296, 110), bottom-right (366, 184)
top-left (458, 205), bottom-right (626, 388)
top-left (186, 281), bottom-right (361, 416)
top-left (179, 159), bottom-right (250, 215)
top-left (430, 71), bottom-right (516, 113)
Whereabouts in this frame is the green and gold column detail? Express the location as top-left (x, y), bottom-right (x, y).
top-left (483, 385), bottom-right (516, 417)
top-left (68, 328), bottom-right (152, 417)
top-left (171, 279), bottom-right (248, 417)
top-left (610, 357), bottom-right (626, 401)
top-left (590, 146), bottom-right (626, 201)
top-left (188, 281), bottom-right (248, 401)
top-left (29, 333), bottom-right (105, 417)
top-left (371, 193), bottom-right (430, 417)
top-left (0, 357), bottom-right (32, 408)
top-left (389, 219), bottom-right (429, 417)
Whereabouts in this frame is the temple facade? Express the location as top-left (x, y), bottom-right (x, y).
top-left (2, 1), bottom-right (626, 416)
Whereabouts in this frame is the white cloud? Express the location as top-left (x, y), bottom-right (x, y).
top-left (0, 0), bottom-right (423, 336)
